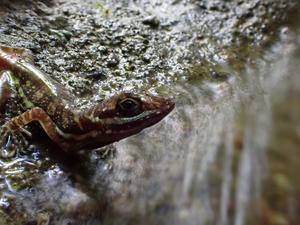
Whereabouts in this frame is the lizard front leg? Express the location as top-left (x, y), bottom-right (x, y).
top-left (1, 107), bottom-right (72, 153)
top-left (0, 70), bottom-right (15, 110)
top-left (0, 70), bottom-right (29, 157)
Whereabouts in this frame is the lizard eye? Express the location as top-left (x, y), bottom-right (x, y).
top-left (117, 98), bottom-right (141, 117)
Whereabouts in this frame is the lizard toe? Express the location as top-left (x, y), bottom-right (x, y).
top-left (0, 128), bottom-right (30, 158)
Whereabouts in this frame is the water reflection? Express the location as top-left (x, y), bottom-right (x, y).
top-left (107, 27), bottom-right (300, 225)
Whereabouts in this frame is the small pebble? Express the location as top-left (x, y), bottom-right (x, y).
top-left (142, 16), bottom-right (160, 28)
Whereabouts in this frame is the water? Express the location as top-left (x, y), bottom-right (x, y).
top-left (100, 26), bottom-right (300, 225)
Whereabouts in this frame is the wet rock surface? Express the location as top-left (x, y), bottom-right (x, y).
top-left (0, 0), bottom-right (299, 224)
top-left (0, 0), bottom-right (296, 98)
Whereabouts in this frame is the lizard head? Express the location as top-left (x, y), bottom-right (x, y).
top-left (84, 92), bottom-right (175, 147)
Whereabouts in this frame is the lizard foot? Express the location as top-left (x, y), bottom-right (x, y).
top-left (0, 125), bottom-right (31, 158)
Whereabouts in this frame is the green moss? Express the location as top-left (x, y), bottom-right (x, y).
top-left (187, 60), bottom-right (230, 84)
top-left (95, 2), bottom-right (111, 17)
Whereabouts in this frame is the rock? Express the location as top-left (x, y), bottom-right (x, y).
top-left (142, 16), bottom-right (160, 28)
top-left (107, 54), bottom-right (119, 67)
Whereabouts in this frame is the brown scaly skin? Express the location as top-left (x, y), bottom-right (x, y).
top-left (0, 45), bottom-right (174, 152)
